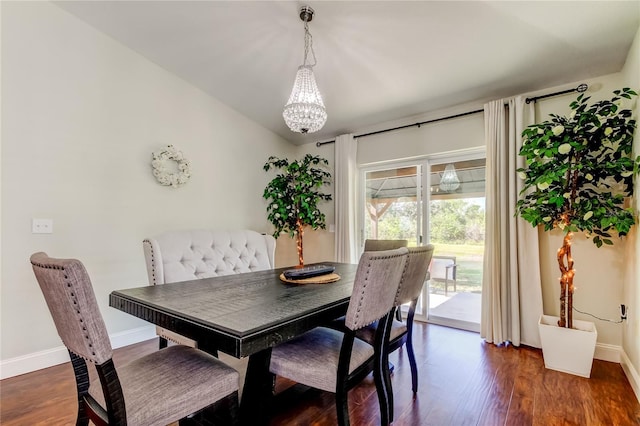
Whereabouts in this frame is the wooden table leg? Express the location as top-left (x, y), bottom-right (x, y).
top-left (240, 348), bottom-right (273, 426)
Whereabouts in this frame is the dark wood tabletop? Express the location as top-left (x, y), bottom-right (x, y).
top-left (110, 261), bottom-right (359, 424)
top-left (109, 262), bottom-right (358, 358)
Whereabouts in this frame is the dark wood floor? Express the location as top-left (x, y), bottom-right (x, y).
top-left (2, 323), bottom-right (639, 425)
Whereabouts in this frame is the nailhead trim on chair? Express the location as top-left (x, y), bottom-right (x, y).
top-left (30, 260), bottom-right (99, 363)
top-left (353, 251), bottom-right (409, 328)
top-left (394, 255), bottom-right (411, 305)
top-left (143, 239), bottom-right (158, 285)
top-left (353, 262), bottom-right (371, 326)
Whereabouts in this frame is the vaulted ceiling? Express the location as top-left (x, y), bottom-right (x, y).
top-left (54, 1), bottom-right (639, 145)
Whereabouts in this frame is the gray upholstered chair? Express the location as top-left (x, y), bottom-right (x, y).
top-left (356, 245), bottom-right (435, 405)
top-left (363, 239), bottom-right (409, 323)
top-left (362, 240), bottom-right (429, 318)
top-left (269, 247), bottom-right (409, 426)
top-left (363, 239), bottom-right (408, 251)
top-left (143, 229), bottom-right (276, 349)
top-left (326, 238), bottom-right (410, 337)
top-left (31, 252), bottom-right (240, 426)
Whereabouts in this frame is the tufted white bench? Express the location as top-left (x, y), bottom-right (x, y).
top-left (143, 229), bottom-right (276, 348)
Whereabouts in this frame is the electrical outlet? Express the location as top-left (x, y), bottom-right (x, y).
top-left (32, 218), bottom-right (53, 234)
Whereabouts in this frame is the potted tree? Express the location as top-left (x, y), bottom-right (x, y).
top-left (263, 154), bottom-right (332, 266)
top-left (516, 88), bottom-right (639, 377)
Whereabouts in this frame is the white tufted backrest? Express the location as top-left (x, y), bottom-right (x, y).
top-left (143, 230), bottom-right (276, 285)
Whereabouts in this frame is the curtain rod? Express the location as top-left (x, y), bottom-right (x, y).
top-left (315, 83), bottom-right (588, 147)
top-left (315, 109), bottom-right (482, 147)
top-left (525, 83), bottom-right (588, 104)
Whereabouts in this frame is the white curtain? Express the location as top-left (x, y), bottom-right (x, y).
top-left (334, 133), bottom-right (358, 264)
top-left (481, 97), bottom-right (543, 348)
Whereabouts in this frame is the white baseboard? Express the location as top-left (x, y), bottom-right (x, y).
top-left (110, 325), bottom-right (156, 349)
top-left (621, 349), bottom-right (640, 403)
top-left (594, 342), bottom-right (621, 363)
top-left (0, 345), bottom-right (72, 381)
top-left (0, 326), bottom-right (155, 380)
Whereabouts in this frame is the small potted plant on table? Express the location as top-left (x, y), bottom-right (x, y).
top-left (516, 88), bottom-right (639, 377)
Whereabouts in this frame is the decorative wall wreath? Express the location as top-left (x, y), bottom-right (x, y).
top-left (151, 145), bottom-right (191, 187)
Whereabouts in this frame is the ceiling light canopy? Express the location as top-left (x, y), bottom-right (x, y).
top-left (283, 6), bottom-right (327, 134)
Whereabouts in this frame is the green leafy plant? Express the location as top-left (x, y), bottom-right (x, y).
top-left (263, 154), bottom-right (332, 266)
top-left (516, 88), bottom-right (639, 329)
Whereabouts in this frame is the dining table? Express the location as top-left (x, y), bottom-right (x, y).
top-left (109, 261), bottom-right (359, 425)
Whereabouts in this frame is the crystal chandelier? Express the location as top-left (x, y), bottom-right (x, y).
top-left (283, 6), bottom-right (327, 134)
top-left (439, 164), bottom-right (461, 192)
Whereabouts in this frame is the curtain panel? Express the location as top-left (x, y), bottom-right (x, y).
top-left (481, 97), bottom-right (543, 347)
top-left (334, 134), bottom-right (358, 264)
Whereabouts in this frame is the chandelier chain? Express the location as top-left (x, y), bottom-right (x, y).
top-left (303, 19), bottom-right (317, 67)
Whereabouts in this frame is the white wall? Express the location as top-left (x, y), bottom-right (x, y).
top-left (0, 2), bottom-right (294, 370)
top-left (620, 25), bottom-right (640, 389)
top-left (356, 103), bottom-right (485, 165)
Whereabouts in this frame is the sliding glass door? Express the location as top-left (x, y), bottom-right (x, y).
top-left (426, 157), bottom-right (485, 332)
top-left (361, 161), bottom-right (426, 318)
top-left (360, 151), bottom-right (486, 332)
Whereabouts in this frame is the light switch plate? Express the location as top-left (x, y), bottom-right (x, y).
top-left (32, 218), bottom-right (53, 234)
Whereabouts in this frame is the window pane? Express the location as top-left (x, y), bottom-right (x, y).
top-left (427, 158), bottom-right (485, 331)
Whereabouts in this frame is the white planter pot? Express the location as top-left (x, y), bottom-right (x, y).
top-left (538, 314), bottom-right (597, 378)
